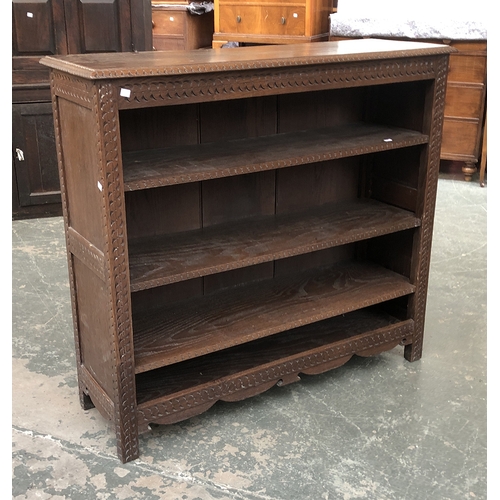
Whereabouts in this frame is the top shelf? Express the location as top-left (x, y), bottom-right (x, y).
top-left (122, 123), bottom-right (429, 191)
top-left (39, 39), bottom-right (455, 80)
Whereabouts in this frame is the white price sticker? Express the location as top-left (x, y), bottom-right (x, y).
top-left (120, 88), bottom-right (131, 98)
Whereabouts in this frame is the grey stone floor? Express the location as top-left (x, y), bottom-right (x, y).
top-left (12, 173), bottom-right (487, 499)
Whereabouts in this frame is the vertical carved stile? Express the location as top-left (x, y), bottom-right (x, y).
top-left (95, 81), bottom-right (139, 463)
top-left (405, 54), bottom-right (450, 362)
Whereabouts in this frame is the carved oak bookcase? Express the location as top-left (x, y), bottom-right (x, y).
top-left (41, 39), bottom-right (453, 463)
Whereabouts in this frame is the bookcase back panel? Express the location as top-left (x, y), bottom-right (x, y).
top-left (364, 81), bottom-right (429, 133)
top-left (274, 245), bottom-right (356, 277)
top-left (365, 230), bottom-right (416, 280)
top-left (368, 146), bottom-right (424, 212)
top-left (277, 87), bottom-right (367, 132)
top-left (119, 104), bottom-right (199, 152)
top-left (276, 158), bottom-right (360, 214)
top-left (203, 262), bottom-right (275, 294)
top-left (202, 171), bottom-right (276, 227)
top-left (131, 278), bottom-right (204, 315)
top-left (125, 183), bottom-right (201, 241)
top-left (199, 97), bottom-right (278, 143)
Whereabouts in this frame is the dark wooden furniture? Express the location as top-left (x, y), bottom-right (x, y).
top-left (12, 0), bottom-right (152, 219)
top-left (152, 1), bottom-right (214, 51)
top-left (41, 38), bottom-right (453, 463)
top-left (212, 0), bottom-right (337, 48)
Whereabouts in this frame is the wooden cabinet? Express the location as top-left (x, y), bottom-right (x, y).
top-left (212, 0), bottom-right (336, 47)
top-left (12, 103), bottom-right (60, 213)
top-left (12, 0), bottom-right (152, 219)
top-left (41, 38), bottom-right (452, 463)
top-left (441, 41), bottom-right (487, 181)
top-left (152, 1), bottom-right (214, 51)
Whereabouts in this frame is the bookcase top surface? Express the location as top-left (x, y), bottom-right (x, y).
top-left (40, 38), bottom-right (454, 80)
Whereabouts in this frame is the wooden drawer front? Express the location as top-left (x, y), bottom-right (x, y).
top-left (153, 35), bottom-right (185, 51)
top-left (444, 84), bottom-right (485, 120)
top-left (219, 6), bottom-right (306, 36)
top-left (152, 10), bottom-right (185, 36)
top-left (448, 53), bottom-right (486, 84)
top-left (441, 119), bottom-right (480, 158)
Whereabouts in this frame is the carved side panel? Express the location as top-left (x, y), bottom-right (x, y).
top-left (405, 54), bottom-right (450, 362)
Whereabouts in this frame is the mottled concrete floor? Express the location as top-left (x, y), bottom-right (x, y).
top-left (12, 174), bottom-right (487, 499)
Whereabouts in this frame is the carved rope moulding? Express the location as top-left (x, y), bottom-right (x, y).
top-left (117, 58), bottom-right (438, 109)
top-left (97, 83), bottom-right (139, 461)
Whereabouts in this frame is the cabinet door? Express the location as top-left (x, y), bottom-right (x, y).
top-left (63, 0), bottom-right (130, 53)
top-left (12, 0), bottom-right (67, 57)
top-left (12, 103), bottom-right (61, 207)
top-left (63, 0), bottom-right (152, 54)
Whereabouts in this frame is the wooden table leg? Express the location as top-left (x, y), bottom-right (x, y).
top-left (479, 111), bottom-right (487, 187)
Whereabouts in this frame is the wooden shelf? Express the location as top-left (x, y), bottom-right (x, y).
top-left (128, 199), bottom-right (420, 291)
top-left (132, 261), bottom-right (415, 373)
top-left (122, 123), bottom-right (429, 191)
top-left (135, 307), bottom-right (414, 409)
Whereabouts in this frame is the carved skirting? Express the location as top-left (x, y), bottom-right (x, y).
top-left (137, 320), bottom-right (414, 428)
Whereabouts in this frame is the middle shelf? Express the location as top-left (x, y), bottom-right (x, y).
top-left (128, 198), bottom-right (421, 291)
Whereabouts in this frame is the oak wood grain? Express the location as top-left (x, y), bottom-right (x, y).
top-left (133, 261), bottom-right (415, 372)
top-left (128, 199), bottom-right (420, 291)
top-left (122, 123), bottom-right (429, 190)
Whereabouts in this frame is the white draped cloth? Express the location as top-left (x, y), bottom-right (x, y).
top-left (329, 0), bottom-right (487, 40)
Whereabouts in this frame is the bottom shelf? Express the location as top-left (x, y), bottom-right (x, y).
top-left (135, 306), bottom-right (414, 430)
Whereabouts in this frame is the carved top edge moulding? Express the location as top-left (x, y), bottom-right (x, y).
top-left (40, 39), bottom-right (455, 80)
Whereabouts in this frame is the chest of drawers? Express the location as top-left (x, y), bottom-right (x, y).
top-left (213, 0), bottom-right (336, 47)
top-left (152, 1), bottom-right (214, 51)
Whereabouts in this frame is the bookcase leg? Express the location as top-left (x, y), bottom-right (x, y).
top-left (404, 339), bottom-right (422, 362)
top-left (114, 415), bottom-right (140, 464)
top-left (80, 391), bottom-right (95, 411)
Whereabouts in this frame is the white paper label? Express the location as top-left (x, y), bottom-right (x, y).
top-left (293, 12), bottom-right (298, 18)
top-left (27, 12), bottom-right (34, 18)
top-left (97, 181), bottom-right (103, 192)
top-left (120, 88), bottom-right (131, 98)
top-left (384, 138), bottom-right (393, 142)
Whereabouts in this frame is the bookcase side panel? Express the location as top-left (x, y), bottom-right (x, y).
top-left (57, 98), bottom-right (106, 250)
top-left (405, 54), bottom-right (450, 361)
top-left (50, 74), bottom-right (117, 415)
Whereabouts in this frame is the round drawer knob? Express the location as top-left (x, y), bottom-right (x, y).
top-left (281, 16), bottom-right (286, 25)
top-left (236, 15), bottom-right (241, 23)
